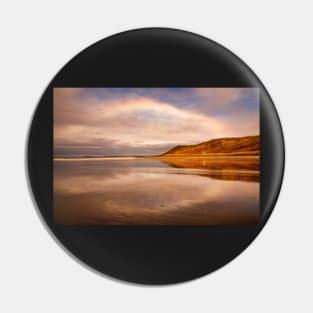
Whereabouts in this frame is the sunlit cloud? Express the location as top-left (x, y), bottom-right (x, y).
top-left (54, 88), bottom-right (259, 156)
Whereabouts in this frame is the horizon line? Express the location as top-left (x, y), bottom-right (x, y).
top-left (54, 134), bottom-right (260, 158)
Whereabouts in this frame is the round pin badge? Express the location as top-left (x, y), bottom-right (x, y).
top-left (28, 28), bottom-right (284, 285)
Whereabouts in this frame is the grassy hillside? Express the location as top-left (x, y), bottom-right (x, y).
top-left (160, 135), bottom-right (260, 157)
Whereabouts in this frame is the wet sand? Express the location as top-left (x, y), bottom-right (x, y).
top-left (54, 157), bottom-right (259, 225)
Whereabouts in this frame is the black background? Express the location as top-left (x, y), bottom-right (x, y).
top-left (27, 28), bottom-right (284, 284)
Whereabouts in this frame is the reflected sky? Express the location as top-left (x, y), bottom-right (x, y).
top-left (54, 158), bottom-right (259, 225)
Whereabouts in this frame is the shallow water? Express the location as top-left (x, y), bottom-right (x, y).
top-left (54, 157), bottom-right (259, 225)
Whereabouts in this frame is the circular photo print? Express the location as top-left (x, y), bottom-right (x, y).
top-left (28, 28), bottom-right (284, 284)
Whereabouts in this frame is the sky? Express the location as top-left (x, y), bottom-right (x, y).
top-left (54, 88), bottom-right (259, 156)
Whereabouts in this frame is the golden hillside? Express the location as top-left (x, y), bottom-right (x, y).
top-left (160, 135), bottom-right (260, 157)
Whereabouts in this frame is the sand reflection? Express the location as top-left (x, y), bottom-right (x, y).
top-left (54, 158), bottom-right (259, 225)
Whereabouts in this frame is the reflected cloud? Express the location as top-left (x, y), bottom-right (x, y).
top-left (54, 159), bottom-right (259, 225)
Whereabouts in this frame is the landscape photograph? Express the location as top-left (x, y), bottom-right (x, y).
top-left (54, 88), bottom-right (260, 225)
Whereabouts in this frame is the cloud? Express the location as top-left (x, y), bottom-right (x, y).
top-left (54, 88), bottom-right (259, 156)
